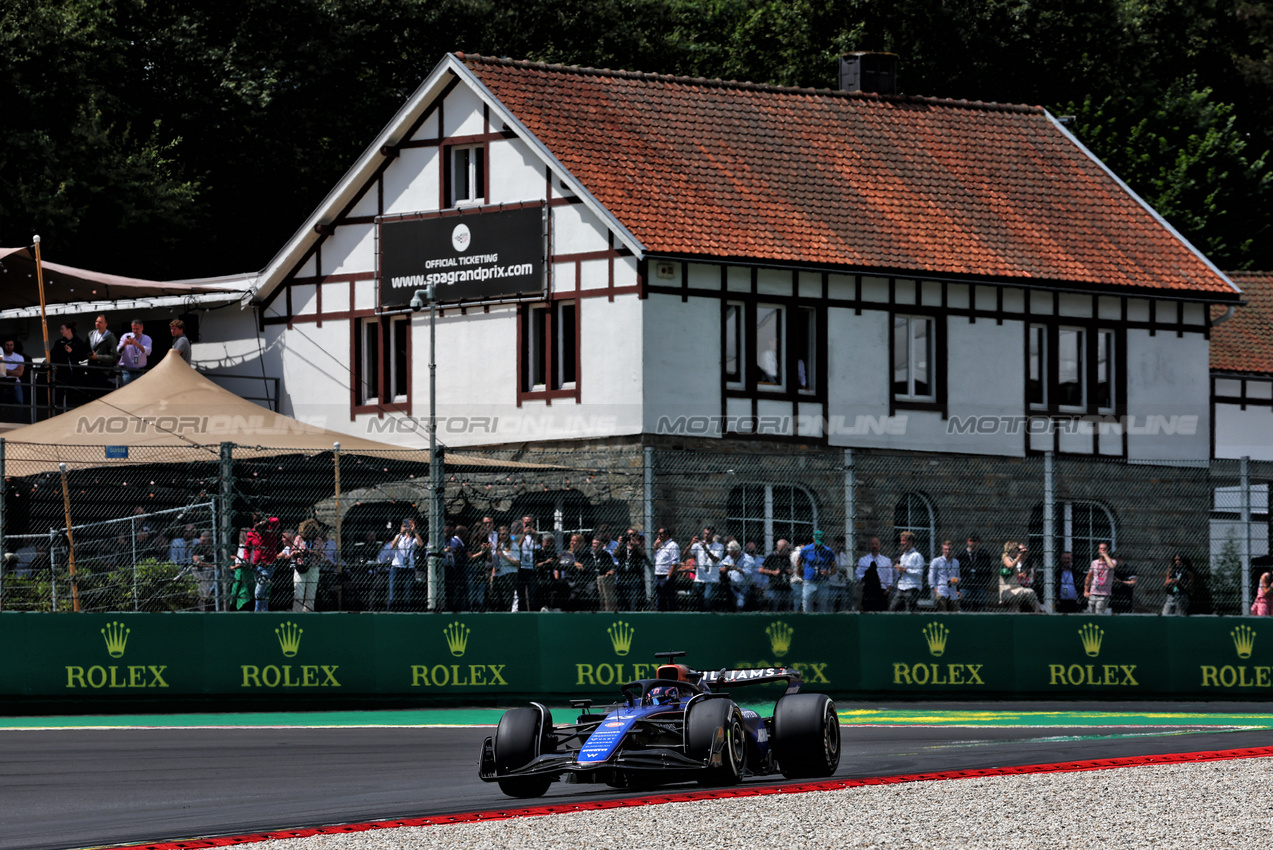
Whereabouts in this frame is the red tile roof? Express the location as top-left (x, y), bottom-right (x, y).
top-left (1212, 273), bottom-right (1273, 374)
top-left (462, 55), bottom-right (1237, 297)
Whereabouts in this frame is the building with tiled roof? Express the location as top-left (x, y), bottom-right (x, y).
top-left (192, 53), bottom-right (1245, 595)
top-left (1213, 272), bottom-right (1273, 460)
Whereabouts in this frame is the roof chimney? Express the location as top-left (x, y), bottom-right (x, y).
top-left (839, 52), bottom-right (898, 95)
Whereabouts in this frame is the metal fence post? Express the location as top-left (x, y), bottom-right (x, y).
top-left (0, 438), bottom-right (5, 610)
top-left (644, 445), bottom-right (655, 605)
top-left (1242, 455), bottom-right (1252, 613)
top-left (844, 448), bottom-right (856, 566)
top-left (1043, 451), bottom-right (1055, 612)
top-left (219, 442), bottom-right (234, 612)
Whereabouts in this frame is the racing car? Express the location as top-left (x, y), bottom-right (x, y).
top-left (478, 651), bottom-right (840, 798)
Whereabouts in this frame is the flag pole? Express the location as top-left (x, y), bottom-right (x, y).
top-left (32, 236), bottom-right (53, 413)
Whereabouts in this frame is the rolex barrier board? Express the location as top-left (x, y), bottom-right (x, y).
top-left (1, 613), bottom-right (1270, 705)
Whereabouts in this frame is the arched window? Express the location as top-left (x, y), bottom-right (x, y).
top-left (893, 492), bottom-right (936, 562)
top-left (727, 485), bottom-right (817, 553)
top-left (1029, 501), bottom-right (1116, 567)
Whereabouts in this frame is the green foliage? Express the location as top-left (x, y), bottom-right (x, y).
top-left (2, 0), bottom-right (1273, 274)
top-left (1207, 533), bottom-right (1246, 615)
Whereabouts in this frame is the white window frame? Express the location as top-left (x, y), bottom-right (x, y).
top-left (794, 306), bottom-right (816, 394)
top-left (724, 301), bottom-right (744, 389)
top-left (893, 315), bottom-right (935, 401)
top-left (387, 315), bottom-right (409, 403)
top-left (524, 301), bottom-right (577, 393)
top-left (756, 304), bottom-right (784, 390)
top-left (1057, 326), bottom-right (1085, 412)
top-left (449, 144), bottom-right (485, 207)
top-left (727, 483), bottom-right (817, 554)
top-left (358, 317), bottom-right (381, 406)
top-left (1028, 324), bottom-right (1047, 409)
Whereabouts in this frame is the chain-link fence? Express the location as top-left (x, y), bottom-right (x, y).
top-left (0, 439), bottom-right (1267, 616)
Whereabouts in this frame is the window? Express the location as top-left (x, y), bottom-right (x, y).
top-left (1057, 327), bottom-right (1084, 408)
top-left (792, 306), bottom-right (816, 392)
top-left (355, 315), bottom-right (410, 408)
top-left (727, 484), bottom-right (817, 553)
top-left (724, 303), bottom-right (743, 387)
top-left (448, 145), bottom-right (485, 206)
top-left (522, 301), bottom-right (577, 393)
top-left (1027, 325), bottom-right (1046, 408)
top-left (1029, 501), bottom-right (1116, 568)
top-left (756, 305), bottom-right (783, 389)
top-left (1028, 325), bottom-right (1117, 413)
top-left (893, 492), bottom-right (936, 562)
top-left (893, 316), bottom-right (934, 401)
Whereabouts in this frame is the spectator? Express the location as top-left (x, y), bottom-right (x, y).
top-left (244, 516), bottom-right (282, 612)
top-left (689, 526), bottom-right (726, 612)
top-left (1112, 558), bottom-right (1138, 614)
top-left (1056, 551), bottom-right (1083, 613)
top-left (560, 533), bottom-right (593, 611)
top-left (489, 525), bottom-right (519, 611)
top-left (387, 517), bottom-right (422, 611)
top-left (445, 525), bottom-right (469, 611)
top-left (2, 337), bottom-right (26, 419)
top-left (168, 524), bottom-right (194, 567)
top-left (85, 314), bottom-right (119, 397)
top-left (1252, 567), bottom-right (1273, 616)
top-left (287, 518), bottom-right (323, 613)
top-left (652, 527), bottom-right (681, 612)
top-left (116, 319), bottom-right (152, 385)
top-left (169, 319), bottom-right (191, 364)
top-left (1162, 554), bottom-right (1195, 616)
top-left (999, 540), bottom-right (1043, 613)
top-left (798, 530), bottom-right (837, 613)
top-left (621, 532), bottom-right (652, 611)
top-left (958, 534), bottom-right (994, 612)
top-left (189, 531), bottom-right (215, 612)
top-left (468, 516), bottom-right (496, 612)
top-left (856, 537), bottom-right (891, 613)
top-left (50, 320), bottom-right (89, 409)
top-left (584, 535), bottom-right (617, 611)
top-left (512, 517), bottom-right (537, 612)
top-left (228, 529), bottom-right (253, 611)
top-left (889, 531), bottom-right (925, 612)
top-left (928, 539), bottom-right (960, 612)
top-left (1085, 541), bottom-right (1117, 614)
top-left (529, 534), bottom-right (559, 611)
top-left (759, 539), bottom-right (794, 612)
top-left (725, 540), bottom-right (753, 610)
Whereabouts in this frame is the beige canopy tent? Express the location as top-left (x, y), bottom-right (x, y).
top-left (0, 350), bottom-right (528, 478)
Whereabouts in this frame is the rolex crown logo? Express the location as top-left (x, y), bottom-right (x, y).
top-left (766, 621), bottom-right (794, 658)
top-left (1232, 625), bottom-right (1256, 660)
top-left (101, 621), bottom-right (130, 658)
top-left (443, 622), bottom-right (471, 657)
top-left (607, 621), bottom-right (635, 656)
top-left (275, 622), bottom-right (303, 658)
top-left (922, 622), bottom-right (950, 657)
top-left (1078, 623), bottom-right (1104, 657)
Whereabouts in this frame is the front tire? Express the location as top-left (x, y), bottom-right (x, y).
top-left (494, 706), bottom-right (553, 798)
top-left (772, 693), bottom-right (840, 779)
top-left (685, 698), bottom-right (744, 786)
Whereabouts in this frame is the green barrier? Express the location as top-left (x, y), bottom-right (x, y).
top-left (2, 611), bottom-right (1272, 708)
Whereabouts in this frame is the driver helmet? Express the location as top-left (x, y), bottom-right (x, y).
top-left (648, 684), bottom-right (680, 705)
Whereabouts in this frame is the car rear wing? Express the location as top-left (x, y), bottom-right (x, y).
top-left (701, 666), bottom-right (803, 695)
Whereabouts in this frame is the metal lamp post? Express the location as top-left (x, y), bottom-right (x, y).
top-left (411, 287), bottom-right (443, 611)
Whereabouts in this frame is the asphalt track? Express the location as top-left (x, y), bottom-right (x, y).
top-left (2, 701), bottom-right (1271, 850)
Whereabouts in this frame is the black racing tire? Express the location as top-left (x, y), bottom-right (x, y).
top-left (494, 706), bottom-right (553, 798)
top-left (685, 698), bottom-right (744, 786)
top-left (772, 693), bottom-right (840, 779)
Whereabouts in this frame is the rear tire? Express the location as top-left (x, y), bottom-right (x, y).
top-left (685, 698), bottom-right (744, 786)
top-left (772, 693), bottom-right (840, 779)
top-left (494, 706), bottom-right (553, 798)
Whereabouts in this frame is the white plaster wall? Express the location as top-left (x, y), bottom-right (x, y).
top-left (442, 86), bottom-right (486, 137)
top-left (321, 224), bottom-right (376, 277)
top-left (643, 293), bottom-right (721, 435)
top-left (383, 147), bottom-right (440, 215)
top-left (825, 307), bottom-right (893, 448)
top-left (552, 202), bottom-right (610, 256)
top-left (273, 321), bottom-right (351, 432)
top-left (575, 295), bottom-right (643, 436)
top-left (942, 317), bottom-right (1025, 456)
top-left (1126, 330), bottom-right (1210, 461)
top-left (1215, 403), bottom-right (1273, 461)
top-left (490, 138), bottom-right (548, 205)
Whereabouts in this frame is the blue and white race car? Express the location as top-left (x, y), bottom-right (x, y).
top-left (478, 651), bottom-right (841, 798)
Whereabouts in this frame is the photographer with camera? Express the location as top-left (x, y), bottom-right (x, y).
top-left (999, 540), bottom-right (1043, 612)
